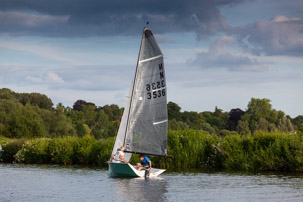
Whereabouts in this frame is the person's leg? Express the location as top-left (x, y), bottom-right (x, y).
top-left (137, 163), bottom-right (143, 171)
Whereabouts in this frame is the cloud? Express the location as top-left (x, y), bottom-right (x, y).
top-left (232, 15), bottom-right (303, 56)
top-left (0, 11), bottom-right (69, 37)
top-left (0, 39), bottom-right (81, 64)
top-left (154, 34), bottom-right (175, 44)
top-left (188, 35), bottom-right (268, 71)
top-left (46, 72), bottom-right (64, 84)
top-left (0, 11), bottom-right (69, 27)
top-left (0, 63), bottom-right (134, 91)
top-left (0, 0), bottom-right (243, 37)
top-left (26, 76), bottom-right (43, 83)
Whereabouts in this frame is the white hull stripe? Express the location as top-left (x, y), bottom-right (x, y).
top-left (153, 119), bottom-right (168, 125)
top-left (139, 55), bottom-right (163, 63)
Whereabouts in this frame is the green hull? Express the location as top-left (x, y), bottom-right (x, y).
top-left (108, 162), bottom-right (139, 177)
top-left (108, 162), bottom-right (165, 178)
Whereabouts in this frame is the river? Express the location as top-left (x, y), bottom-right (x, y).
top-left (1, 164), bottom-right (303, 202)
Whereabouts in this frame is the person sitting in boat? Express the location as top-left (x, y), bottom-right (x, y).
top-left (136, 154), bottom-right (151, 171)
top-left (0, 144), bottom-right (4, 158)
top-left (109, 146), bottom-right (128, 163)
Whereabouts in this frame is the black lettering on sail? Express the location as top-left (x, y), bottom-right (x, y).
top-left (160, 72), bottom-right (164, 79)
top-left (159, 63), bottom-right (163, 71)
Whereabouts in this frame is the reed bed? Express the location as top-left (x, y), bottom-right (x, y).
top-left (1, 131), bottom-right (303, 172)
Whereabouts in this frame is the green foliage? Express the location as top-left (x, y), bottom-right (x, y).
top-left (0, 138), bottom-right (25, 162)
top-left (1, 88), bottom-right (303, 172)
top-left (1, 132), bottom-right (303, 172)
top-left (236, 120), bottom-right (250, 135)
top-left (73, 136), bottom-right (96, 164)
top-left (167, 102), bottom-right (182, 121)
top-left (165, 130), bottom-right (223, 169)
top-left (0, 97), bottom-right (75, 139)
top-left (17, 92), bottom-right (53, 110)
top-left (240, 98), bottom-right (294, 134)
top-left (15, 138), bottom-right (51, 164)
top-left (163, 131), bottom-right (303, 172)
top-left (168, 119), bottom-right (189, 130)
top-left (48, 137), bottom-right (75, 164)
top-left (6, 103), bottom-right (48, 138)
top-left (1, 88), bottom-right (300, 139)
top-left (95, 137), bottom-right (115, 167)
top-left (4, 136), bottom-right (114, 166)
top-left (0, 88), bottom-right (53, 110)
top-left (221, 134), bottom-right (254, 171)
top-left (0, 88), bottom-right (16, 100)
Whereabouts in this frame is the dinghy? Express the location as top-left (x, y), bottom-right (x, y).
top-left (108, 28), bottom-right (168, 178)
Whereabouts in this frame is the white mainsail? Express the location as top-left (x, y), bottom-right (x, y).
top-left (108, 28), bottom-right (167, 178)
top-left (111, 28), bottom-right (167, 160)
top-left (124, 28), bottom-right (168, 157)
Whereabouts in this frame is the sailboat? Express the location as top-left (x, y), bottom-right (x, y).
top-left (108, 28), bottom-right (168, 177)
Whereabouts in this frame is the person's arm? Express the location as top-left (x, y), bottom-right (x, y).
top-left (109, 154), bottom-right (114, 162)
top-left (120, 155), bottom-right (128, 163)
top-left (149, 160), bottom-right (152, 168)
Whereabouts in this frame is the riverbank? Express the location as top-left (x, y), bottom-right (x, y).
top-left (1, 130), bottom-right (303, 172)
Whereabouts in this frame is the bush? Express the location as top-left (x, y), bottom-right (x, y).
top-left (95, 137), bottom-right (115, 167)
top-left (48, 137), bottom-right (76, 164)
top-left (1, 139), bottom-right (25, 162)
top-left (15, 138), bottom-right (50, 163)
top-left (73, 135), bottom-right (97, 164)
top-left (2, 131), bottom-right (303, 172)
top-left (165, 130), bottom-right (223, 169)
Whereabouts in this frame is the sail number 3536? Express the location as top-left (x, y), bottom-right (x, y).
top-left (146, 80), bottom-right (165, 99)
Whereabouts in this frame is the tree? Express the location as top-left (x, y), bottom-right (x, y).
top-left (236, 120), bottom-right (250, 135)
top-left (228, 108), bottom-right (245, 131)
top-left (73, 100), bottom-right (87, 111)
top-left (167, 102), bottom-right (182, 121)
top-left (293, 115), bottom-right (303, 132)
top-left (17, 93), bottom-right (53, 110)
top-left (6, 103), bottom-right (48, 138)
top-left (168, 119), bottom-right (189, 130)
top-left (277, 117), bottom-right (294, 133)
top-left (243, 98), bottom-right (273, 134)
top-left (101, 104), bottom-right (123, 121)
top-left (91, 110), bottom-right (110, 139)
top-left (181, 111), bottom-right (200, 124)
top-left (0, 88), bottom-right (16, 100)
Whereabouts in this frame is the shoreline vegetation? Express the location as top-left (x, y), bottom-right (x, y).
top-left (1, 131), bottom-right (303, 172)
top-left (1, 88), bottom-right (303, 172)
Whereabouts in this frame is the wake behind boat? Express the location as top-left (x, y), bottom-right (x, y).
top-left (108, 28), bottom-right (168, 178)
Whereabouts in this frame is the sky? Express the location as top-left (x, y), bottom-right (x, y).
top-left (0, 0), bottom-right (302, 117)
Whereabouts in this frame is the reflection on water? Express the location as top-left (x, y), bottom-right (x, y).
top-left (112, 177), bottom-right (167, 202)
top-left (1, 164), bottom-right (303, 202)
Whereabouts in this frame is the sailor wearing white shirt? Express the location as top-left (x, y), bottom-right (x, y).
top-left (110, 146), bottom-right (128, 163)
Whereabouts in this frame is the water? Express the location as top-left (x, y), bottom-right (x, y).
top-left (1, 164), bottom-right (303, 202)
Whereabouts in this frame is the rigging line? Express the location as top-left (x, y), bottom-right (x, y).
top-left (123, 27), bottom-right (146, 147)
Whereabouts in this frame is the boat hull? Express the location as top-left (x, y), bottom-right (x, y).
top-left (108, 162), bottom-right (165, 178)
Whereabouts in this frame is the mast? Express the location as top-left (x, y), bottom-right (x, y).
top-left (123, 28), bottom-right (146, 147)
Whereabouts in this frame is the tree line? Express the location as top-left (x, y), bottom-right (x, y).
top-left (0, 88), bottom-right (302, 139)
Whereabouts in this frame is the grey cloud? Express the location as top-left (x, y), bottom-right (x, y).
top-left (232, 15), bottom-right (303, 56)
top-left (0, 0), bottom-right (243, 37)
top-left (154, 34), bottom-right (175, 44)
top-left (189, 35), bottom-right (268, 71)
top-left (0, 64), bottom-right (134, 91)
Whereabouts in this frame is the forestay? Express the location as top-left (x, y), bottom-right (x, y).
top-left (124, 28), bottom-right (168, 157)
